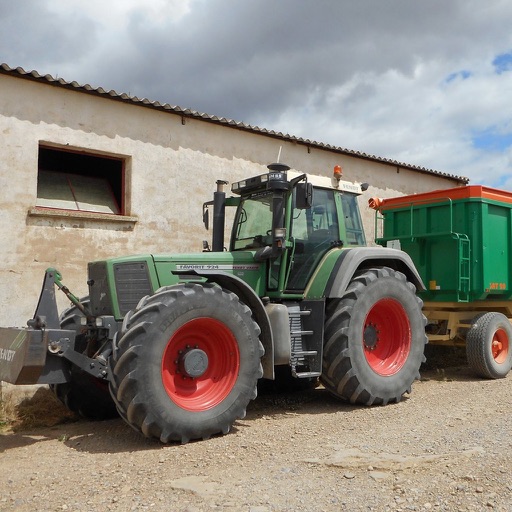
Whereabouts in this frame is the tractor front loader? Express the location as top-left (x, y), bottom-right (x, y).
top-left (0, 163), bottom-right (427, 443)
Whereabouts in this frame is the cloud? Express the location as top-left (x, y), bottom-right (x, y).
top-left (1, 0), bottom-right (512, 186)
top-left (0, 0), bottom-right (98, 72)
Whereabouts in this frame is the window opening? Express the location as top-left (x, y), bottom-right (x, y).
top-left (36, 146), bottom-right (124, 215)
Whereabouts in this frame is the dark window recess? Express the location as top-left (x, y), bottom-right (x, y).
top-left (37, 146), bottom-right (124, 214)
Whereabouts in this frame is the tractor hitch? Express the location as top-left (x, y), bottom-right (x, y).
top-left (0, 268), bottom-right (80, 385)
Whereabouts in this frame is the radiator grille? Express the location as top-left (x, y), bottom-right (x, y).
top-left (114, 262), bottom-right (153, 316)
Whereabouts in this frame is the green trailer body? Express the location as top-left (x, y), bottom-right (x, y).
top-left (375, 185), bottom-right (512, 303)
top-left (372, 185), bottom-right (512, 380)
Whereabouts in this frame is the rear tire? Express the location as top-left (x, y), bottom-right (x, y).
top-left (109, 283), bottom-right (264, 443)
top-left (321, 267), bottom-right (427, 405)
top-left (50, 299), bottom-right (118, 420)
top-left (466, 312), bottom-right (512, 379)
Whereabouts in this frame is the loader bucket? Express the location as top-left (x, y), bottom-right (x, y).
top-left (0, 327), bottom-right (47, 385)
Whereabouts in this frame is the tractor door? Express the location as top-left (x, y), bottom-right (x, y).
top-left (286, 188), bottom-right (341, 291)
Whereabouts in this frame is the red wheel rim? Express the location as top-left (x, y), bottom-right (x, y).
top-left (491, 328), bottom-right (509, 363)
top-left (161, 318), bottom-right (240, 411)
top-left (363, 298), bottom-right (411, 376)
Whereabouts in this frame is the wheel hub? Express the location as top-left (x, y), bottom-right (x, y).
top-left (492, 339), bottom-right (504, 359)
top-left (178, 348), bottom-right (209, 378)
top-left (364, 324), bottom-right (379, 349)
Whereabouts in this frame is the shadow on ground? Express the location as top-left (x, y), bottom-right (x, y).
top-left (0, 345), bottom-right (482, 454)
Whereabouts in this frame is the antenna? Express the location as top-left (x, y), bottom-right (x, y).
top-left (276, 146), bottom-right (282, 163)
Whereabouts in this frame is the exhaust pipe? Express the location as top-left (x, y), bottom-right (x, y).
top-left (212, 180), bottom-right (228, 252)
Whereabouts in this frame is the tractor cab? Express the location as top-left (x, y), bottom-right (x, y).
top-left (216, 163), bottom-right (367, 293)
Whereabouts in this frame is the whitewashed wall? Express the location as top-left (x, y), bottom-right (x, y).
top-left (0, 74), bottom-right (461, 326)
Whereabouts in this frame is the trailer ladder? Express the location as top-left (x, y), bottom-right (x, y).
top-left (455, 234), bottom-right (471, 302)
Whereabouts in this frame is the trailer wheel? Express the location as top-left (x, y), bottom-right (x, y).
top-left (109, 283), bottom-right (263, 443)
top-left (466, 312), bottom-right (512, 379)
top-left (50, 300), bottom-right (118, 420)
top-left (321, 267), bottom-right (427, 405)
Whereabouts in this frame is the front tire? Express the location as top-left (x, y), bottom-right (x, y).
top-left (50, 299), bottom-right (118, 420)
top-left (321, 267), bottom-right (427, 405)
top-left (109, 283), bottom-right (264, 443)
top-left (466, 312), bottom-right (512, 379)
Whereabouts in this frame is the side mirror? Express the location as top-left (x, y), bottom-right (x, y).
top-left (202, 203), bottom-right (210, 230)
top-left (296, 182), bottom-right (313, 209)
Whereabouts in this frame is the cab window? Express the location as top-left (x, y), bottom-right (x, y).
top-left (341, 193), bottom-right (365, 246)
top-left (287, 188), bottom-right (339, 290)
top-left (231, 193), bottom-right (273, 251)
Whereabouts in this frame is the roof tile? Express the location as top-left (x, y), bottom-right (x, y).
top-left (0, 63), bottom-right (468, 183)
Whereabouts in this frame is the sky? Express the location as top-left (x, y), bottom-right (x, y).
top-left (1, 0), bottom-right (512, 187)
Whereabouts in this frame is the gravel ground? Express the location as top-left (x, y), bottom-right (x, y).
top-left (1, 347), bottom-right (512, 512)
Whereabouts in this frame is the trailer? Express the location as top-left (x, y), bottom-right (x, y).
top-left (371, 185), bottom-right (512, 379)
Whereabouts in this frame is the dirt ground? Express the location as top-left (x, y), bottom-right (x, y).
top-left (1, 346), bottom-right (511, 512)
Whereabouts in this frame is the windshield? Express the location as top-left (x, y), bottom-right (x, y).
top-left (231, 193), bottom-right (273, 251)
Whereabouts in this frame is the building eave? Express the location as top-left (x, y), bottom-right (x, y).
top-left (0, 63), bottom-right (469, 184)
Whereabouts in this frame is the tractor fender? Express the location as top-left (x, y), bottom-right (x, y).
top-left (322, 247), bottom-right (425, 298)
top-left (173, 269), bottom-right (274, 379)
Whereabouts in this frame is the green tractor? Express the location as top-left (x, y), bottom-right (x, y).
top-left (0, 163), bottom-right (427, 443)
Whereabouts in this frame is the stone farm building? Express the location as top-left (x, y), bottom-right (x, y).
top-left (0, 63), bottom-right (467, 326)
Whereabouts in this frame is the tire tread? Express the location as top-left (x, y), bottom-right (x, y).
top-left (321, 267), bottom-right (427, 405)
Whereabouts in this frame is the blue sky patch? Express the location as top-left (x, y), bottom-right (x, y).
top-left (494, 175), bottom-right (510, 188)
top-left (492, 51), bottom-right (512, 74)
top-left (445, 70), bottom-right (472, 83)
top-left (472, 127), bottom-right (512, 151)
